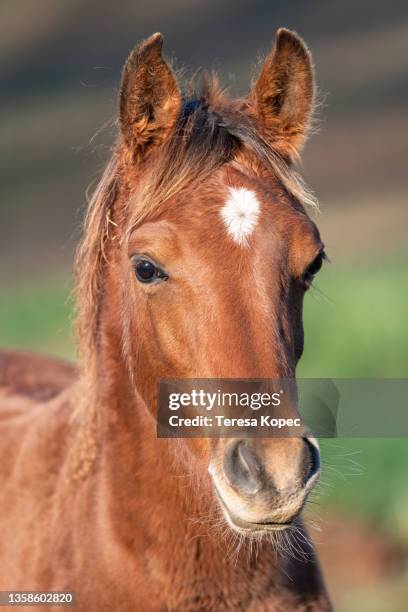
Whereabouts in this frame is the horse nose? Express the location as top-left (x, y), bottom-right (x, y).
top-left (303, 436), bottom-right (321, 486)
top-left (223, 437), bottom-right (320, 496)
top-left (223, 440), bottom-right (264, 495)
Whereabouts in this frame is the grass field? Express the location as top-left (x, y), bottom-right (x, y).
top-left (0, 274), bottom-right (74, 359)
top-left (299, 253), bottom-right (408, 377)
top-left (298, 255), bottom-right (408, 538)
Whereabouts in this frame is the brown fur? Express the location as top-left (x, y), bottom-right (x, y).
top-left (0, 30), bottom-right (331, 610)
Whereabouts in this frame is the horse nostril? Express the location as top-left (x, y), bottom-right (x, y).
top-left (303, 437), bottom-right (321, 485)
top-left (223, 441), bottom-right (263, 495)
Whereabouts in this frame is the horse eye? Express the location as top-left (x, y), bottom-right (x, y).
top-left (134, 258), bottom-right (168, 284)
top-left (304, 251), bottom-right (326, 282)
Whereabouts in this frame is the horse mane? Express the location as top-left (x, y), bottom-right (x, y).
top-left (74, 76), bottom-right (317, 394)
top-left (74, 155), bottom-right (118, 388)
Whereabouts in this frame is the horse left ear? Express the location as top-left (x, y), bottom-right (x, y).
top-left (119, 33), bottom-right (181, 159)
top-left (249, 28), bottom-right (315, 161)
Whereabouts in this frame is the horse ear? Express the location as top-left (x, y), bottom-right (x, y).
top-left (119, 33), bottom-right (181, 158)
top-left (249, 28), bottom-right (315, 160)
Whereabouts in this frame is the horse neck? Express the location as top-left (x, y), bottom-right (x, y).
top-left (90, 320), bottom-right (207, 528)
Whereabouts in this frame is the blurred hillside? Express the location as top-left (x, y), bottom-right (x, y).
top-left (1, 0), bottom-right (408, 277)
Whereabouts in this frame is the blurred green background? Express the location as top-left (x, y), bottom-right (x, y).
top-left (1, 1), bottom-right (407, 609)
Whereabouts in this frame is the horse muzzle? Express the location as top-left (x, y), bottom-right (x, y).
top-left (209, 436), bottom-right (320, 534)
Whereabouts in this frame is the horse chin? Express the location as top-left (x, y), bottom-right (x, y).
top-left (213, 484), bottom-right (295, 537)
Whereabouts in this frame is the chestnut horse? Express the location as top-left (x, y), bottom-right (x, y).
top-left (0, 30), bottom-right (332, 610)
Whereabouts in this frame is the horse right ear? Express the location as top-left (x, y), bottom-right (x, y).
top-left (119, 33), bottom-right (181, 159)
top-left (248, 29), bottom-right (315, 161)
